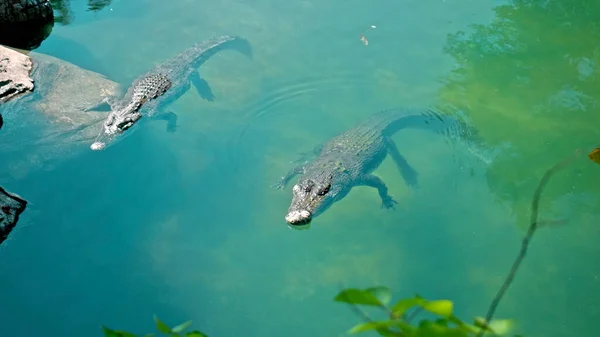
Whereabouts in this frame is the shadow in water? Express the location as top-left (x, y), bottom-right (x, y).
top-left (0, 21), bottom-right (54, 50)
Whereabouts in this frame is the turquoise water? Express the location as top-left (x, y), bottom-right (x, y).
top-left (1, 0), bottom-right (600, 336)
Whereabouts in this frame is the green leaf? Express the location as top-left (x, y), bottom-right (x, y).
top-left (334, 288), bottom-right (389, 306)
top-left (172, 321), bottom-right (192, 333)
top-left (101, 327), bottom-right (139, 337)
top-left (102, 326), bottom-right (121, 337)
top-left (348, 320), bottom-right (397, 334)
top-left (422, 300), bottom-right (453, 317)
top-left (365, 286), bottom-right (392, 306)
top-left (116, 332), bottom-right (138, 337)
top-left (153, 315), bottom-right (172, 334)
top-left (390, 297), bottom-right (426, 317)
top-left (185, 331), bottom-right (209, 337)
top-left (413, 320), bottom-right (469, 337)
top-left (144, 334), bottom-right (155, 337)
top-left (485, 318), bottom-right (515, 335)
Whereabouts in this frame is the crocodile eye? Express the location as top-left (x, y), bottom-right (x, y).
top-left (317, 184), bottom-right (331, 196)
top-left (303, 179), bottom-right (315, 192)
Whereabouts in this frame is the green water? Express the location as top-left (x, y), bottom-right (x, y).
top-left (0, 0), bottom-right (599, 336)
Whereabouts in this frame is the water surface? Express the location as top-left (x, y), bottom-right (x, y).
top-left (0, 0), bottom-right (599, 336)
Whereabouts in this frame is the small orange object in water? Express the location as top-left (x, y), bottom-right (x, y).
top-left (589, 148), bottom-right (600, 164)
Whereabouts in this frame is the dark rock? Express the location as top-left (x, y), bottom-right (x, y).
top-left (0, 185), bottom-right (27, 245)
top-left (0, 0), bottom-right (54, 50)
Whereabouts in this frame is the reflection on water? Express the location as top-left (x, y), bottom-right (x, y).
top-left (438, 0), bottom-right (600, 335)
top-left (440, 0), bottom-right (600, 226)
top-left (51, 0), bottom-right (112, 25)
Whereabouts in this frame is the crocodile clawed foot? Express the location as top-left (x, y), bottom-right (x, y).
top-left (166, 123), bottom-right (178, 133)
top-left (271, 180), bottom-right (286, 190)
top-left (381, 195), bottom-right (398, 210)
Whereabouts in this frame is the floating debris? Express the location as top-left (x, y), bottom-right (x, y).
top-left (588, 147), bottom-right (600, 165)
top-left (359, 25), bottom-right (376, 46)
top-left (360, 35), bottom-right (368, 46)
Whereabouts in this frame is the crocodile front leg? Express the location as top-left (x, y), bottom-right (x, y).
top-left (290, 143), bottom-right (325, 164)
top-left (385, 137), bottom-right (419, 189)
top-left (152, 111), bottom-right (178, 133)
top-left (190, 70), bottom-right (215, 102)
top-left (272, 165), bottom-right (305, 190)
top-left (356, 174), bottom-right (398, 209)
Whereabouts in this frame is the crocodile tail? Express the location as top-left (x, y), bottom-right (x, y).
top-left (379, 106), bottom-right (475, 141)
top-left (190, 35), bottom-right (253, 68)
top-left (382, 106), bottom-right (497, 165)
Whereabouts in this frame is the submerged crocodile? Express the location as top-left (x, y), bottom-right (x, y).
top-left (0, 186), bottom-right (27, 245)
top-left (90, 35), bottom-right (252, 151)
top-left (274, 108), bottom-right (478, 227)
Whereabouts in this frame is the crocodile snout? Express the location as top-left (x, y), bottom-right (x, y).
top-left (90, 141), bottom-right (106, 151)
top-left (285, 210), bottom-right (312, 225)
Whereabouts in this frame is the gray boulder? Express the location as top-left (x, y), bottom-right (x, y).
top-left (0, 45), bottom-right (122, 179)
top-left (0, 44), bottom-right (34, 103)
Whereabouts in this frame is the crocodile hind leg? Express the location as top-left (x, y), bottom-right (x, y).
top-left (190, 70), bottom-right (215, 102)
top-left (356, 174), bottom-right (398, 209)
top-left (385, 137), bottom-right (419, 189)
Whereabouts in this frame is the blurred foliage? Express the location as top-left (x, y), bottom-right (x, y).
top-left (439, 0), bottom-right (600, 228)
top-left (334, 286), bottom-right (520, 337)
top-left (102, 315), bottom-right (208, 337)
top-left (100, 290), bottom-right (520, 337)
top-left (589, 148), bottom-right (600, 165)
top-left (51, 0), bottom-right (112, 25)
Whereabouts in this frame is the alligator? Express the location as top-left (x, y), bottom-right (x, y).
top-left (89, 35), bottom-right (252, 151)
top-left (274, 107), bottom-right (479, 228)
top-left (0, 186), bottom-right (27, 245)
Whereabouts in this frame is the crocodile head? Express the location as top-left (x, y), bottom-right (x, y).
top-left (285, 175), bottom-right (334, 227)
top-left (90, 102), bottom-right (142, 151)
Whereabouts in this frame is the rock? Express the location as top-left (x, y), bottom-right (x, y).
top-left (0, 0), bottom-right (54, 50)
top-left (0, 0), bottom-right (53, 23)
top-left (28, 51), bottom-right (121, 125)
top-left (0, 49), bottom-right (122, 179)
top-left (0, 185), bottom-right (27, 245)
top-left (0, 44), bottom-right (34, 103)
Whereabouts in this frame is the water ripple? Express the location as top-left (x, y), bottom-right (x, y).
top-left (221, 72), bottom-right (370, 185)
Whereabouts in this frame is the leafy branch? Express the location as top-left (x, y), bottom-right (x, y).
top-left (334, 150), bottom-right (582, 337)
top-left (102, 315), bottom-right (208, 337)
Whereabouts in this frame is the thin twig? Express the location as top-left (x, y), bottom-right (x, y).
top-left (476, 149), bottom-right (581, 337)
top-left (404, 307), bottom-right (424, 324)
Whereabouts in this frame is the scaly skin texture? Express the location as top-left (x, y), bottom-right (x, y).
top-left (91, 35), bottom-right (252, 151)
top-left (0, 186), bottom-right (27, 245)
top-left (275, 108), bottom-right (476, 227)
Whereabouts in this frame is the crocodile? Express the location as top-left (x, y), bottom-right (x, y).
top-left (90, 35), bottom-right (252, 151)
top-left (274, 107), bottom-right (479, 228)
top-left (0, 186), bottom-right (27, 245)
